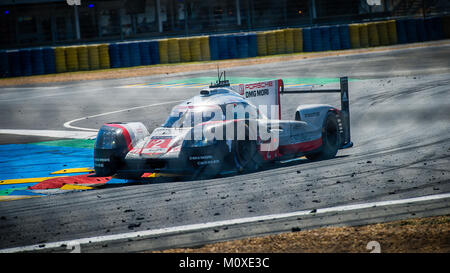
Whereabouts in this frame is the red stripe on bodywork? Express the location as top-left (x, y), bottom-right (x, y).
top-left (279, 138), bottom-right (323, 155)
top-left (107, 124), bottom-right (134, 150)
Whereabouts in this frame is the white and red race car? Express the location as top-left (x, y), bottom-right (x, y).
top-left (94, 75), bottom-right (352, 179)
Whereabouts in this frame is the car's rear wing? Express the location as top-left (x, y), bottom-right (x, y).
top-left (280, 77), bottom-right (353, 149)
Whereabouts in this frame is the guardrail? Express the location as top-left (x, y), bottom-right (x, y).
top-left (1, 15), bottom-right (449, 78)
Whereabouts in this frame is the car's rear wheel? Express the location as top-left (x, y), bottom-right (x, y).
top-left (306, 112), bottom-right (339, 161)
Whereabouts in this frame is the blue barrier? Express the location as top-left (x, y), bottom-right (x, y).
top-left (338, 25), bottom-right (351, 49)
top-left (405, 19), bottom-right (418, 43)
top-left (218, 36), bottom-right (229, 60)
top-left (108, 43), bottom-right (121, 68)
top-left (30, 49), bottom-right (45, 75)
top-left (128, 42), bottom-right (141, 67)
top-left (320, 26), bottom-right (331, 51)
top-left (20, 50), bottom-right (32, 76)
top-left (425, 17), bottom-right (443, 41)
top-left (139, 42), bottom-right (151, 65)
top-left (227, 35), bottom-right (238, 59)
top-left (415, 18), bottom-right (427, 42)
top-left (303, 27), bottom-right (313, 52)
top-left (209, 35), bottom-right (219, 60)
top-left (248, 33), bottom-right (257, 57)
top-left (119, 43), bottom-right (131, 67)
top-left (330, 25), bottom-right (341, 50)
top-left (311, 27), bottom-right (323, 52)
top-left (0, 51), bottom-right (9, 78)
top-left (396, 19), bottom-right (408, 44)
top-left (236, 34), bottom-right (249, 59)
top-left (8, 51), bottom-right (21, 77)
top-left (43, 48), bottom-right (55, 74)
top-left (149, 41), bottom-right (160, 64)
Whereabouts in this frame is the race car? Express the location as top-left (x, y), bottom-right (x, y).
top-left (94, 75), bottom-right (353, 179)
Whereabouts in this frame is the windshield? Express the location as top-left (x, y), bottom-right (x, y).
top-left (162, 105), bottom-right (224, 128)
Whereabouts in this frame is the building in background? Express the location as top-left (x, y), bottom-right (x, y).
top-left (1, 0), bottom-right (448, 49)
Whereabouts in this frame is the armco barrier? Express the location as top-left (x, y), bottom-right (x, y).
top-left (266, 31), bottom-right (277, 55)
top-left (119, 43), bottom-right (131, 67)
top-left (293, 28), bottom-right (303, 52)
top-left (248, 33), bottom-right (257, 57)
top-left (9, 51), bottom-right (22, 77)
top-left (275, 30), bottom-right (286, 54)
top-left (168, 38), bottom-right (180, 63)
top-left (139, 42), bottom-right (151, 65)
top-left (179, 38), bottom-right (191, 62)
top-left (77, 46), bottom-right (89, 70)
top-left (284, 29), bottom-right (294, 53)
top-left (320, 26), bottom-right (331, 51)
top-left (227, 35), bottom-right (238, 59)
top-left (330, 25), bottom-right (341, 50)
top-left (43, 48), bottom-right (56, 74)
top-left (405, 19), bottom-right (418, 43)
top-left (129, 42), bottom-right (141, 67)
top-left (149, 41), bottom-right (160, 64)
top-left (189, 37), bottom-right (202, 62)
top-left (311, 27), bottom-right (323, 51)
top-left (30, 49), bottom-right (45, 75)
top-left (236, 34), bottom-right (249, 59)
top-left (339, 25), bottom-right (351, 49)
top-left (377, 21), bottom-right (390, 46)
top-left (368, 22), bottom-right (380, 46)
top-left (416, 18), bottom-right (427, 42)
top-left (0, 51), bottom-right (9, 77)
top-left (256, 32), bottom-right (267, 56)
top-left (443, 15), bottom-right (450, 38)
top-left (54, 47), bottom-right (66, 73)
top-left (396, 19), bottom-right (408, 44)
top-left (303, 27), bottom-right (312, 52)
top-left (349, 24), bottom-right (360, 48)
top-left (98, 44), bottom-right (110, 69)
top-left (199, 36), bottom-right (210, 61)
top-left (218, 35), bottom-right (229, 59)
top-left (20, 50), bottom-right (32, 76)
top-left (359, 23), bottom-right (369, 47)
top-left (425, 17), bottom-right (443, 41)
top-left (158, 39), bottom-right (169, 64)
top-left (387, 20), bottom-right (398, 44)
top-left (87, 45), bottom-right (100, 70)
top-left (108, 43), bottom-right (120, 68)
top-left (209, 35), bottom-right (219, 60)
top-left (65, 46), bottom-right (79, 71)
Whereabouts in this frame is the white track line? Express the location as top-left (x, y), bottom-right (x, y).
top-left (1, 193), bottom-right (449, 253)
top-left (0, 129), bottom-right (97, 139)
top-left (63, 100), bottom-right (185, 132)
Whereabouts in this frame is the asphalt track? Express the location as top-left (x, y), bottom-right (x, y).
top-left (0, 42), bottom-right (449, 252)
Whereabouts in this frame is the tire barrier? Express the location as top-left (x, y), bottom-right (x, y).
top-left (312, 27), bottom-right (323, 51)
top-left (415, 18), bottom-right (427, 42)
top-left (349, 24), bottom-right (360, 48)
top-left (377, 21), bottom-right (390, 46)
top-left (396, 19), bottom-right (408, 44)
top-left (368, 22), bottom-right (380, 47)
top-left (179, 38), bottom-right (191, 62)
top-left (303, 27), bottom-right (312, 52)
top-left (20, 50), bottom-right (32, 76)
top-left (168, 39), bottom-right (180, 63)
top-left (405, 19), bottom-right (418, 43)
top-left (108, 43), bottom-right (121, 68)
top-left (0, 51), bottom-right (9, 78)
top-left (339, 25), bottom-right (351, 49)
top-left (275, 30), bottom-right (286, 54)
top-left (284, 29), bottom-right (294, 53)
top-left (98, 44), bottom-right (110, 69)
top-left (266, 31), bottom-right (277, 55)
top-left (189, 37), bottom-right (202, 62)
top-left (218, 35), bottom-right (229, 59)
top-left (2, 15), bottom-right (449, 79)
top-left (236, 34), bottom-right (249, 59)
top-left (77, 46), bottom-right (89, 71)
top-left (149, 41), bottom-right (160, 64)
top-left (139, 42), bottom-right (151, 65)
top-left (158, 39), bottom-right (169, 64)
top-left (387, 20), bottom-right (398, 44)
top-left (30, 49), bottom-right (45, 75)
top-left (129, 42), bottom-right (141, 67)
top-left (199, 36), bottom-right (211, 61)
top-left (227, 35), bottom-right (238, 59)
top-left (54, 47), bottom-right (66, 73)
top-left (330, 25), bottom-right (341, 50)
top-left (293, 28), bottom-right (303, 52)
top-left (256, 32), bottom-right (267, 56)
top-left (248, 33), bottom-right (257, 57)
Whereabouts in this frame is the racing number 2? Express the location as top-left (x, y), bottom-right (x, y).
top-left (146, 139), bottom-right (171, 149)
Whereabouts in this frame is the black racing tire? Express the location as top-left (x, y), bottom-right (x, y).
top-left (190, 141), bottom-right (228, 180)
top-left (306, 112), bottom-right (340, 161)
top-left (232, 139), bottom-right (263, 172)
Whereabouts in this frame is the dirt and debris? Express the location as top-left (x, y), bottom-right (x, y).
top-left (153, 215), bottom-right (450, 253)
